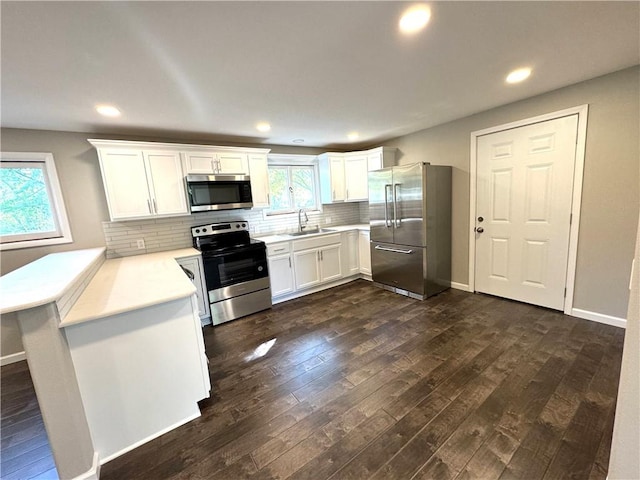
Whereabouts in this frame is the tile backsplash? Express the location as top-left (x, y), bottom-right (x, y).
top-left (103, 203), bottom-right (370, 259)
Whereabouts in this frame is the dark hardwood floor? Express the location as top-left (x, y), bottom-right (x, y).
top-left (1, 280), bottom-right (625, 479)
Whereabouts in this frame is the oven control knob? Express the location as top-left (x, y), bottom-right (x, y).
top-left (242, 223), bottom-right (246, 228)
top-left (202, 228), bottom-right (207, 232)
top-left (258, 266), bottom-right (263, 272)
top-left (195, 229), bottom-right (200, 233)
top-left (236, 224), bottom-right (240, 228)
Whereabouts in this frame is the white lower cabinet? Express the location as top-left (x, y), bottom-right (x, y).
top-left (359, 231), bottom-right (372, 276)
top-left (293, 249), bottom-right (322, 290)
top-left (266, 230), bottom-right (370, 302)
top-left (176, 255), bottom-right (211, 324)
top-left (342, 230), bottom-right (360, 276)
top-left (268, 253), bottom-right (295, 297)
top-left (266, 242), bottom-right (295, 298)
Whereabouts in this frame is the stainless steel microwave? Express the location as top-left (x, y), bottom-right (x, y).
top-left (186, 174), bottom-right (253, 212)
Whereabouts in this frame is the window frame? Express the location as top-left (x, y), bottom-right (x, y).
top-left (0, 152), bottom-right (73, 250)
top-left (264, 154), bottom-right (322, 217)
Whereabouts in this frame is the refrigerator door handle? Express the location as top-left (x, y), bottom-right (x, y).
top-left (393, 183), bottom-right (401, 227)
top-left (384, 184), bottom-right (392, 227)
top-left (375, 245), bottom-right (413, 255)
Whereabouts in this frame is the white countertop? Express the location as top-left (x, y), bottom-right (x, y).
top-left (61, 248), bottom-right (201, 327)
top-left (255, 223), bottom-right (370, 244)
top-left (0, 247), bottom-right (106, 315)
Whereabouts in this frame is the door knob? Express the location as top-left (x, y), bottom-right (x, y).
top-left (475, 227), bottom-right (484, 233)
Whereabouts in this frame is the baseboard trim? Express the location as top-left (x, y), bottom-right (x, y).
top-left (451, 282), bottom-right (472, 292)
top-left (1, 351), bottom-right (26, 366)
top-left (99, 411), bottom-right (201, 465)
top-left (72, 452), bottom-right (100, 480)
top-left (571, 308), bottom-right (626, 329)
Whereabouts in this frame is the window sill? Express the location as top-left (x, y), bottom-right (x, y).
top-left (0, 234), bottom-right (74, 251)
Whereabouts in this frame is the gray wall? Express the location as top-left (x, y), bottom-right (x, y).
top-left (379, 66), bottom-right (639, 319)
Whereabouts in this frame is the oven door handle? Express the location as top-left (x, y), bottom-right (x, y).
top-left (202, 244), bottom-right (265, 258)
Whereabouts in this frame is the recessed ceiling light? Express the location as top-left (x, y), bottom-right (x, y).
top-left (399, 5), bottom-right (431, 34)
top-left (292, 139), bottom-right (305, 144)
top-left (256, 122), bottom-right (271, 133)
top-left (95, 104), bottom-right (121, 117)
top-left (506, 67), bottom-right (532, 84)
top-left (347, 132), bottom-right (359, 141)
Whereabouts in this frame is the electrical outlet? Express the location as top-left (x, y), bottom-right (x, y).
top-left (325, 217), bottom-right (332, 224)
top-left (136, 239), bottom-right (145, 249)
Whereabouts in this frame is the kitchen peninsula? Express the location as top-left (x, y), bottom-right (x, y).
top-left (0, 248), bottom-right (210, 479)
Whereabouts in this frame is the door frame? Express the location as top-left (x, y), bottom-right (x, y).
top-left (468, 104), bottom-right (589, 314)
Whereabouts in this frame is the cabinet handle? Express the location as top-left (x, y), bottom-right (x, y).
top-left (152, 199), bottom-right (157, 213)
top-left (288, 257), bottom-right (291, 268)
top-left (147, 199), bottom-right (152, 214)
top-left (346, 189), bottom-right (349, 200)
top-left (274, 248), bottom-right (285, 252)
top-left (320, 250), bottom-right (323, 261)
top-left (317, 251), bottom-right (320, 261)
top-left (332, 190), bottom-right (335, 200)
top-left (267, 193), bottom-right (270, 206)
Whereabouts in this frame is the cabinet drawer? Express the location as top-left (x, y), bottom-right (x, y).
top-left (292, 233), bottom-right (342, 252)
top-left (267, 242), bottom-right (291, 256)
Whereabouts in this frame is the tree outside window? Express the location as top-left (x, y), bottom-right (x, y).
top-left (267, 165), bottom-right (318, 214)
top-left (0, 153), bottom-right (72, 250)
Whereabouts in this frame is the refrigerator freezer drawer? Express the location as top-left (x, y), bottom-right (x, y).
top-left (371, 241), bottom-right (450, 299)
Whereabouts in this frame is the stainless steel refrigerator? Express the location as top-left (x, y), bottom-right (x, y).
top-left (368, 162), bottom-right (451, 299)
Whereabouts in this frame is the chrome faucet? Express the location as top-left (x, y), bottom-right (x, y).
top-left (298, 208), bottom-right (308, 232)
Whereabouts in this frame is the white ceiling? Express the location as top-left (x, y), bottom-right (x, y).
top-left (1, 1), bottom-right (639, 149)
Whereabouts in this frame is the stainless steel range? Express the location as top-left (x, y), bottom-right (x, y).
top-left (191, 221), bottom-right (271, 326)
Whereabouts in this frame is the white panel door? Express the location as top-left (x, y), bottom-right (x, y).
top-left (475, 115), bottom-right (578, 310)
top-left (145, 151), bottom-right (189, 216)
top-left (99, 149), bottom-right (152, 220)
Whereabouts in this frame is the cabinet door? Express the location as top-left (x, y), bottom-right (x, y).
top-left (344, 156), bottom-right (369, 201)
top-left (99, 149), bottom-right (152, 220)
top-left (145, 151), bottom-right (189, 216)
top-left (329, 157), bottom-right (346, 202)
top-left (177, 256), bottom-right (210, 321)
top-left (268, 254), bottom-right (294, 297)
top-left (293, 249), bottom-right (321, 290)
top-left (183, 152), bottom-right (215, 174)
top-left (367, 151), bottom-right (383, 171)
top-left (248, 154), bottom-right (270, 208)
top-left (343, 231), bottom-right (360, 276)
top-left (359, 231), bottom-right (372, 276)
top-left (216, 152), bottom-right (249, 174)
top-left (320, 244), bottom-right (342, 282)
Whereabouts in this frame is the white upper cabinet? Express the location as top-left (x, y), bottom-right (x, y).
top-left (182, 152), bottom-right (218, 174)
top-left (93, 143), bottom-right (188, 221)
top-left (182, 150), bottom-right (249, 175)
top-left (216, 152), bottom-right (249, 174)
top-left (319, 147), bottom-right (395, 204)
top-left (343, 154), bottom-right (369, 201)
top-left (248, 154), bottom-right (270, 208)
top-left (145, 151), bottom-right (189, 216)
top-left (89, 139), bottom-right (270, 220)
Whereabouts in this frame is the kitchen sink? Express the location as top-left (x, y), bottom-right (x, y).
top-left (287, 228), bottom-right (336, 237)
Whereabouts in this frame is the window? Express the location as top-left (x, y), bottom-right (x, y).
top-left (266, 155), bottom-right (320, 215)
top-left (0, 152), bottom-right (73, 250)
